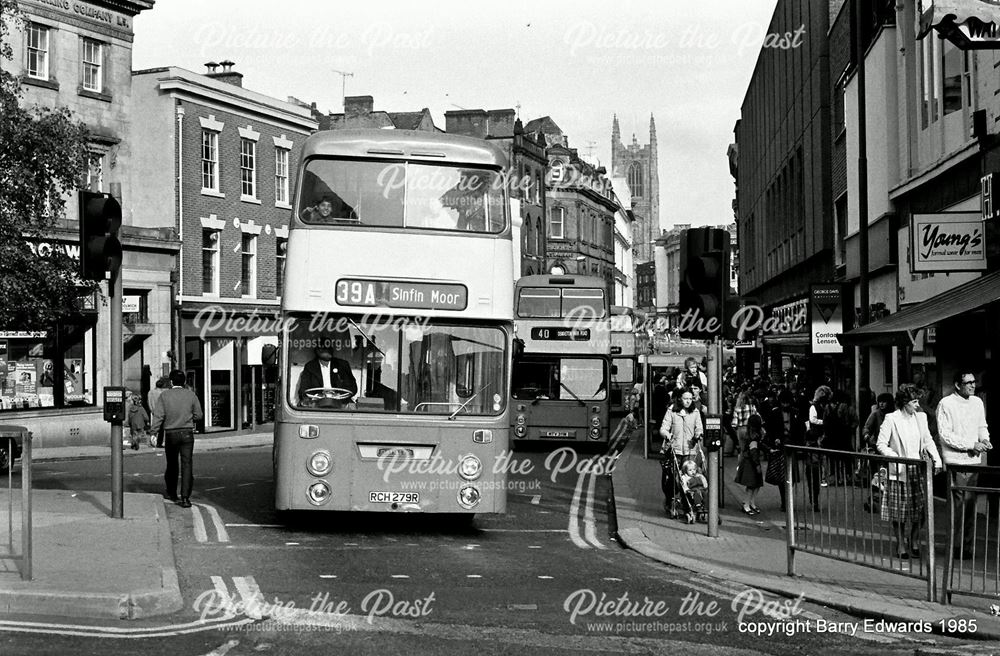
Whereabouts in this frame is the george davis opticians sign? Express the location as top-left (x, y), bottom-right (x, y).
top-left (910, 212), bottom-right (987, 273)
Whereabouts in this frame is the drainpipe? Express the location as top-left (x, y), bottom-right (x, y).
top-left (175, 104), bottom-right (185, 371)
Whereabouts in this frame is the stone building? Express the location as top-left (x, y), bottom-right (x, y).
top-left (611, 115), bottom-right (660, 263)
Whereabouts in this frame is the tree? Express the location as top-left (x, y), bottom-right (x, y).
top-left (0, 0), bottom-right (95, 329)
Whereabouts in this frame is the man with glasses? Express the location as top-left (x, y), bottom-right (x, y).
top-left (937, 371), bottom-right (992, 559)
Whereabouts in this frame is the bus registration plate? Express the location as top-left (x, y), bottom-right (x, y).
top-left (369, 492), bottom-right (419, 504)
top-left (543, 431), bottom-right (572, 437)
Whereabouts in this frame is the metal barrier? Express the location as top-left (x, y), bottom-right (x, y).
top-left (1, 426), bottom-right (32, 581)
top-left (942, 464), bottom-right (1000, 604)
top-left (784, 445), bottom-right (936, 602)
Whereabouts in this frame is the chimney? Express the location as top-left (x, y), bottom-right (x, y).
top-left (344, 95), bottom-right (374, 118)
top-left (206, 59), bottom-right (243, 87)
top-left (486, 109), bottom-right (516, 138)
top-left (444, 109), bottom-right (487, 138)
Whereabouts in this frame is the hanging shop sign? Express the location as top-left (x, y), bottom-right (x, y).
top-left (910, 212), bottom-right (987, 272)
top-left (810, 284), bottom-right (844, 355)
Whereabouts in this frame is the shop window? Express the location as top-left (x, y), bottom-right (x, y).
top-left (0, 328), bottom-right (94, 411)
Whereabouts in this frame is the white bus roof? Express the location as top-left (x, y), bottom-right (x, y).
top-left (300, 129), bottom-right (509, 168)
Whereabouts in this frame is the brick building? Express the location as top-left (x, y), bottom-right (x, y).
top-left (0, 0), bottom-right (166, 447)
top-left (131, 62), bottom-right (317, 432)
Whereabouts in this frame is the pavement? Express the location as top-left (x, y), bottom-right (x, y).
top-left (611, 427), bottom-right (1000, 641)
top-left (0, 430), bottom-right (274, 620)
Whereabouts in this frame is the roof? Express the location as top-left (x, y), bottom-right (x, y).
top-left (388, 111), bottom-right (427, 130)
top-left (839, 270), bottom-right (1000, 346)
top-left (523, 116), bottom-right (562, 135)
top-left (299, 129), bottom-right (509, 168)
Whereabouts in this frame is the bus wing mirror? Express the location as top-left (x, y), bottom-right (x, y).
top-left (611, 364), bottom-right (618, 376)
top-left (513, 337), bottom-right (524, 362)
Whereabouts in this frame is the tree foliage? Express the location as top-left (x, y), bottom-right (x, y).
top-left (0, 0), bottom-right (95, 329)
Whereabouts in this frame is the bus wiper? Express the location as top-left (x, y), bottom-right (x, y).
top-left (449, 383), bottom-right (492, 420)
top-left (559, 381), bottom-right (586, 407)
top-left (346, 316), bottom-right (385, 356)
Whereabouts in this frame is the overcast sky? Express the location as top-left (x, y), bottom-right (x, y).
top-left (132, 0), bottom-right (779, 231)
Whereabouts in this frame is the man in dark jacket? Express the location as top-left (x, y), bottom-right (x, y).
top-left (297, 346), bottom-right (358, 408)
top-left (150, 370), bottom-right (204, 508)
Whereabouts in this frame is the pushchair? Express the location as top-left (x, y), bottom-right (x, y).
top-left (660, 445), bottom-right (706, 523)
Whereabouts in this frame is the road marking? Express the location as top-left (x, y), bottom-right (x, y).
top-left (530, 495), bottom-right (541, 504)
top-left (537, 575), bottom-right (553, 580)
top-left (344, 542), bottom-right (360, 546)
top-left (192, 505), bottom-right (209, 543)
top-left (199, 638), bottom-right (240, 656)
top-left (465, 575), bottom-right (482, 579)
top-left (225, 523), bottom-right (283, 528)
top-left (582, 468), bottom-right (605, 549)
top-left (390, 574), bottom-right (409, 579)
top-left (235, 482), bottom-right (255, 487)
top-left (567, 469), bottom-right (590, 549)
top-left (231, 576), bottom-right (264, 620)
top-left (0, 616), bottom-right (252, 639)
top-left (196, 503), bottom-right (230, 543)
top-left (507, 604), bottom-right (538, 611)
top-left (602, 577), bottom-right (623, 582)
top-left (478, 529), bottom-right (567, 533)
top-left (285, 542), bottom-right (300, 546)
top-left (528, 545), bottom-right (542, 549)
top-left (319, 574), bottom-right (337, 579)
top-left (204, 486), bottom-right (226, 492)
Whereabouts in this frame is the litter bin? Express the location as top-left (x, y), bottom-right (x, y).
top-left (0, 425), bottom-right (28, 469)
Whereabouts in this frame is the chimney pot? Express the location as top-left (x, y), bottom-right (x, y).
top-left (204, 61), bottom-right (219, 73)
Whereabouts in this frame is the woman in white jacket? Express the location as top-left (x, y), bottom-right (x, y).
top-left (876, 384), bottom-right (943, 560)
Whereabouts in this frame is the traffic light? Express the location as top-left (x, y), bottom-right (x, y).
top-left (678, 227), bottom-right (730, 340)
top-left (78, 190), bottom-right (122, 282)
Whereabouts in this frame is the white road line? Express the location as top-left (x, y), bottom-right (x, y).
top-left (465, 575), bottom-right (482, 579)
top-left (191, 504), bottom-right (208, 543)
top-left (582, 468), bottom-right (605, 549)
top-left (530, 495), bottom-right (541, 504)
top-left (197, 503), bottom-right (230, 543)
top-left (286, 542), bottom-right (300, 546)
top-left (602, 577), bottom-right (623, 582)
top-left (204, 486), bottom-right (226, 492)
top-left (211, 576), bottom-right (230, 601)
top-left (390, 574), bottom-right (409, 579)
top-left (537, 575), bottom-right (553, 580)
top-left (567, 469), bottom-right (590, 549)
top-left (0, 617), bottom-right (252, 639)
top-left (232, 576), bottom-right (264, 619)
top-left (235, 483), bottom-right (255, 487)
top-left (224, 523), bottom-right (283, 528)
top-left (478, 529), bottom-right (567, 533)
top-left (319, 574), bottom-right (337, 579)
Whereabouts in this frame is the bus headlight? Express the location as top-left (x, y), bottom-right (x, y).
top-left (307, 450), bottom-right (332, 477)
top-left (298, 425), bottom-right (319, 439)
top-left (459, 455), bottom-right (482, 481)
top-left (589, 427), bottom-right (601, 440)
top-left (516, 414), bottom-right (526, 426)
top-left (307, 480), bottom-right (332, 505)
top-left (590, 416), bottom-right (601, 428)
top-left (458, 485), bottom-right (481, 509)
top-left (514, 425), bottom-right (527, 437)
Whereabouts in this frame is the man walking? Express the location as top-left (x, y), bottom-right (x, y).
top-left (150, 370), bottom-right (203, 508)
top-left (937, 370), bottom-right (991, 559)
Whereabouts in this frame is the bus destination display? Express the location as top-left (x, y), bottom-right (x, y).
top-left (530, 327), bottom-right (591, 341)
top-left (336, 279), bottom-right (468, 311)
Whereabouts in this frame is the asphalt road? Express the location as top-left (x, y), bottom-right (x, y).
top-left (0, 440), bottom-right (989, 655)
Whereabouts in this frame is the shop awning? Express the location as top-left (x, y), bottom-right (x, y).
top-left (918, 0), bottom-right (1000, 47)
top-left (838, 271), bottom-right (1000, 347)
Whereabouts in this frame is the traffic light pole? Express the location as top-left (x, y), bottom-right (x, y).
top-left (707, 337), bottom-right (722, 537)
top-left (110, 269), bottom-right (123, 519)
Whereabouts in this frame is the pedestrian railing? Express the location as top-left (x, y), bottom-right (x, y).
top-left (1, 427), bottom-right (32, 581)
top-left (784, 445), bottom-right (936, 601)
top-left (942, 464), bottom-right (1000, 604)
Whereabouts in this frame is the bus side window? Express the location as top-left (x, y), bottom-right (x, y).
top-left (456, 353), bottom-right (475, 398)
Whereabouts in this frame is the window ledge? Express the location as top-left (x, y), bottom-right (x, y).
top-left (201, 189), bottom-right (225, 198)
top-left (275, 202), bottom-right (292, 210)
top-left (241, 195), bottom-right (261, 205)
top-left (22, 75), bottom-right (58, 91)
top-left (78, 87), bottom-right (112, 103)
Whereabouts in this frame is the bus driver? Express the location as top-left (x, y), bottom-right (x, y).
top-left (297, 345), bottom-right (358, 408)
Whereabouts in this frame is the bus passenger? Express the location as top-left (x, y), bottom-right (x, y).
top-left (297, 345), bottom-right (358, 407)
top-left (301, 193), bottom-right (358, 223)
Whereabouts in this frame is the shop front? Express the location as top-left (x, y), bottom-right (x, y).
top-left (181, 307), bottom-right (279, 433)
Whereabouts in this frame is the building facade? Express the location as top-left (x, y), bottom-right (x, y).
top-left (610, 177), bottom-right (635, 308)
top-left (444, 108), bottom-right (548, 278)
top-left (612, 114), bottom-right (660, 263)
top-left (131, 62), bottom-right (317, 432)
top-left (0, 0), bottom-right (168, 447)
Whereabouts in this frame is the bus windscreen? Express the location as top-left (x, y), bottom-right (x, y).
top-left (511, 357), bottom-right (607, 401)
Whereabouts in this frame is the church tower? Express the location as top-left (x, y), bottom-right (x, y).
top-left (611, 114), bottom-right (660, 263)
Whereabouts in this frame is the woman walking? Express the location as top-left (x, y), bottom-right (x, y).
top-left (805, 385), bottom-right (832, 509)
top-left (731, 390), bottom-right (757, 456)
top-left (876, 384), bottom-right (943, 559)
top-left (659, 389), bottom-right (705, 516)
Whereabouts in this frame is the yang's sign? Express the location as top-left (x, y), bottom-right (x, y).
top-left (911, 212), bottom-right (987, 273)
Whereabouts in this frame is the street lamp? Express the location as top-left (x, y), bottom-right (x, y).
top-left (575, 255), bottom-right (586, 274)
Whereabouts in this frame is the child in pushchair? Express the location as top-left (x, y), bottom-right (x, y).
top-left (680, 459), bottom-right (708, 524)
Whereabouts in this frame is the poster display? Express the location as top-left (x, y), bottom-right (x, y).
top-left (810, 284), bottom-right (844, 355)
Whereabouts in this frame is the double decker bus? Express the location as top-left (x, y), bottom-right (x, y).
top-left (510, 275), bottom-right (610, 445)
top-left (274, 129), bottom-right (513, 515)
top-left (609, 306), bottom-right (637, 414)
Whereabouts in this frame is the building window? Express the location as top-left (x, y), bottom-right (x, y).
top-left (535, 170), bottom-right (543, 205)
top-left (535, 217), bottom-right (543, 257)
top-left (122, 289), bottom-right (149, 325)
top-left (201, 130), bottom-right (219, 192)
top-left (241, 234), bottom-right (256, 298)
top-left (628, 161), bottom-right (644, 197)
top-left (920, 34), bottom-right (939, 128)
top-left (275, 148), bottom-right (289, 205)
top-left (81, 38), bottom-right (102, 92)
top-left (202, 229), bottom-right (219, 295)
top-left (550, 206), bottom-right (564, 239)
top-left (276, 237), bottom-right (287, 297)
top-left (26, 23), bottom-right (49, 80)
top-left (85, 152), bottom-right (103, 192)
top-left (240, 138), bottom-right (256, 199)
top-left (942, 41), bottom-right (963, 115)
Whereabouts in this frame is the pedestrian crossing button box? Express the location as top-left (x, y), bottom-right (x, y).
top-left (103, 386), bottom-right (127, 424)
top-left (704, 415), bottom-right (723, 452)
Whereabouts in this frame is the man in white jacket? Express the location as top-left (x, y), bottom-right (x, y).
top-left (937, 371), bottom-right (992, 559)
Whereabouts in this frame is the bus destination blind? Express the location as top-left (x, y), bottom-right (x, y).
top-left (530, 327), bottom-right (591, 341)
top-left (336, 279), bottom-right (468, 311)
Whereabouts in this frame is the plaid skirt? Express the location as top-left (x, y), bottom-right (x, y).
top-left (881, 478), bottom-right (925, 523)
